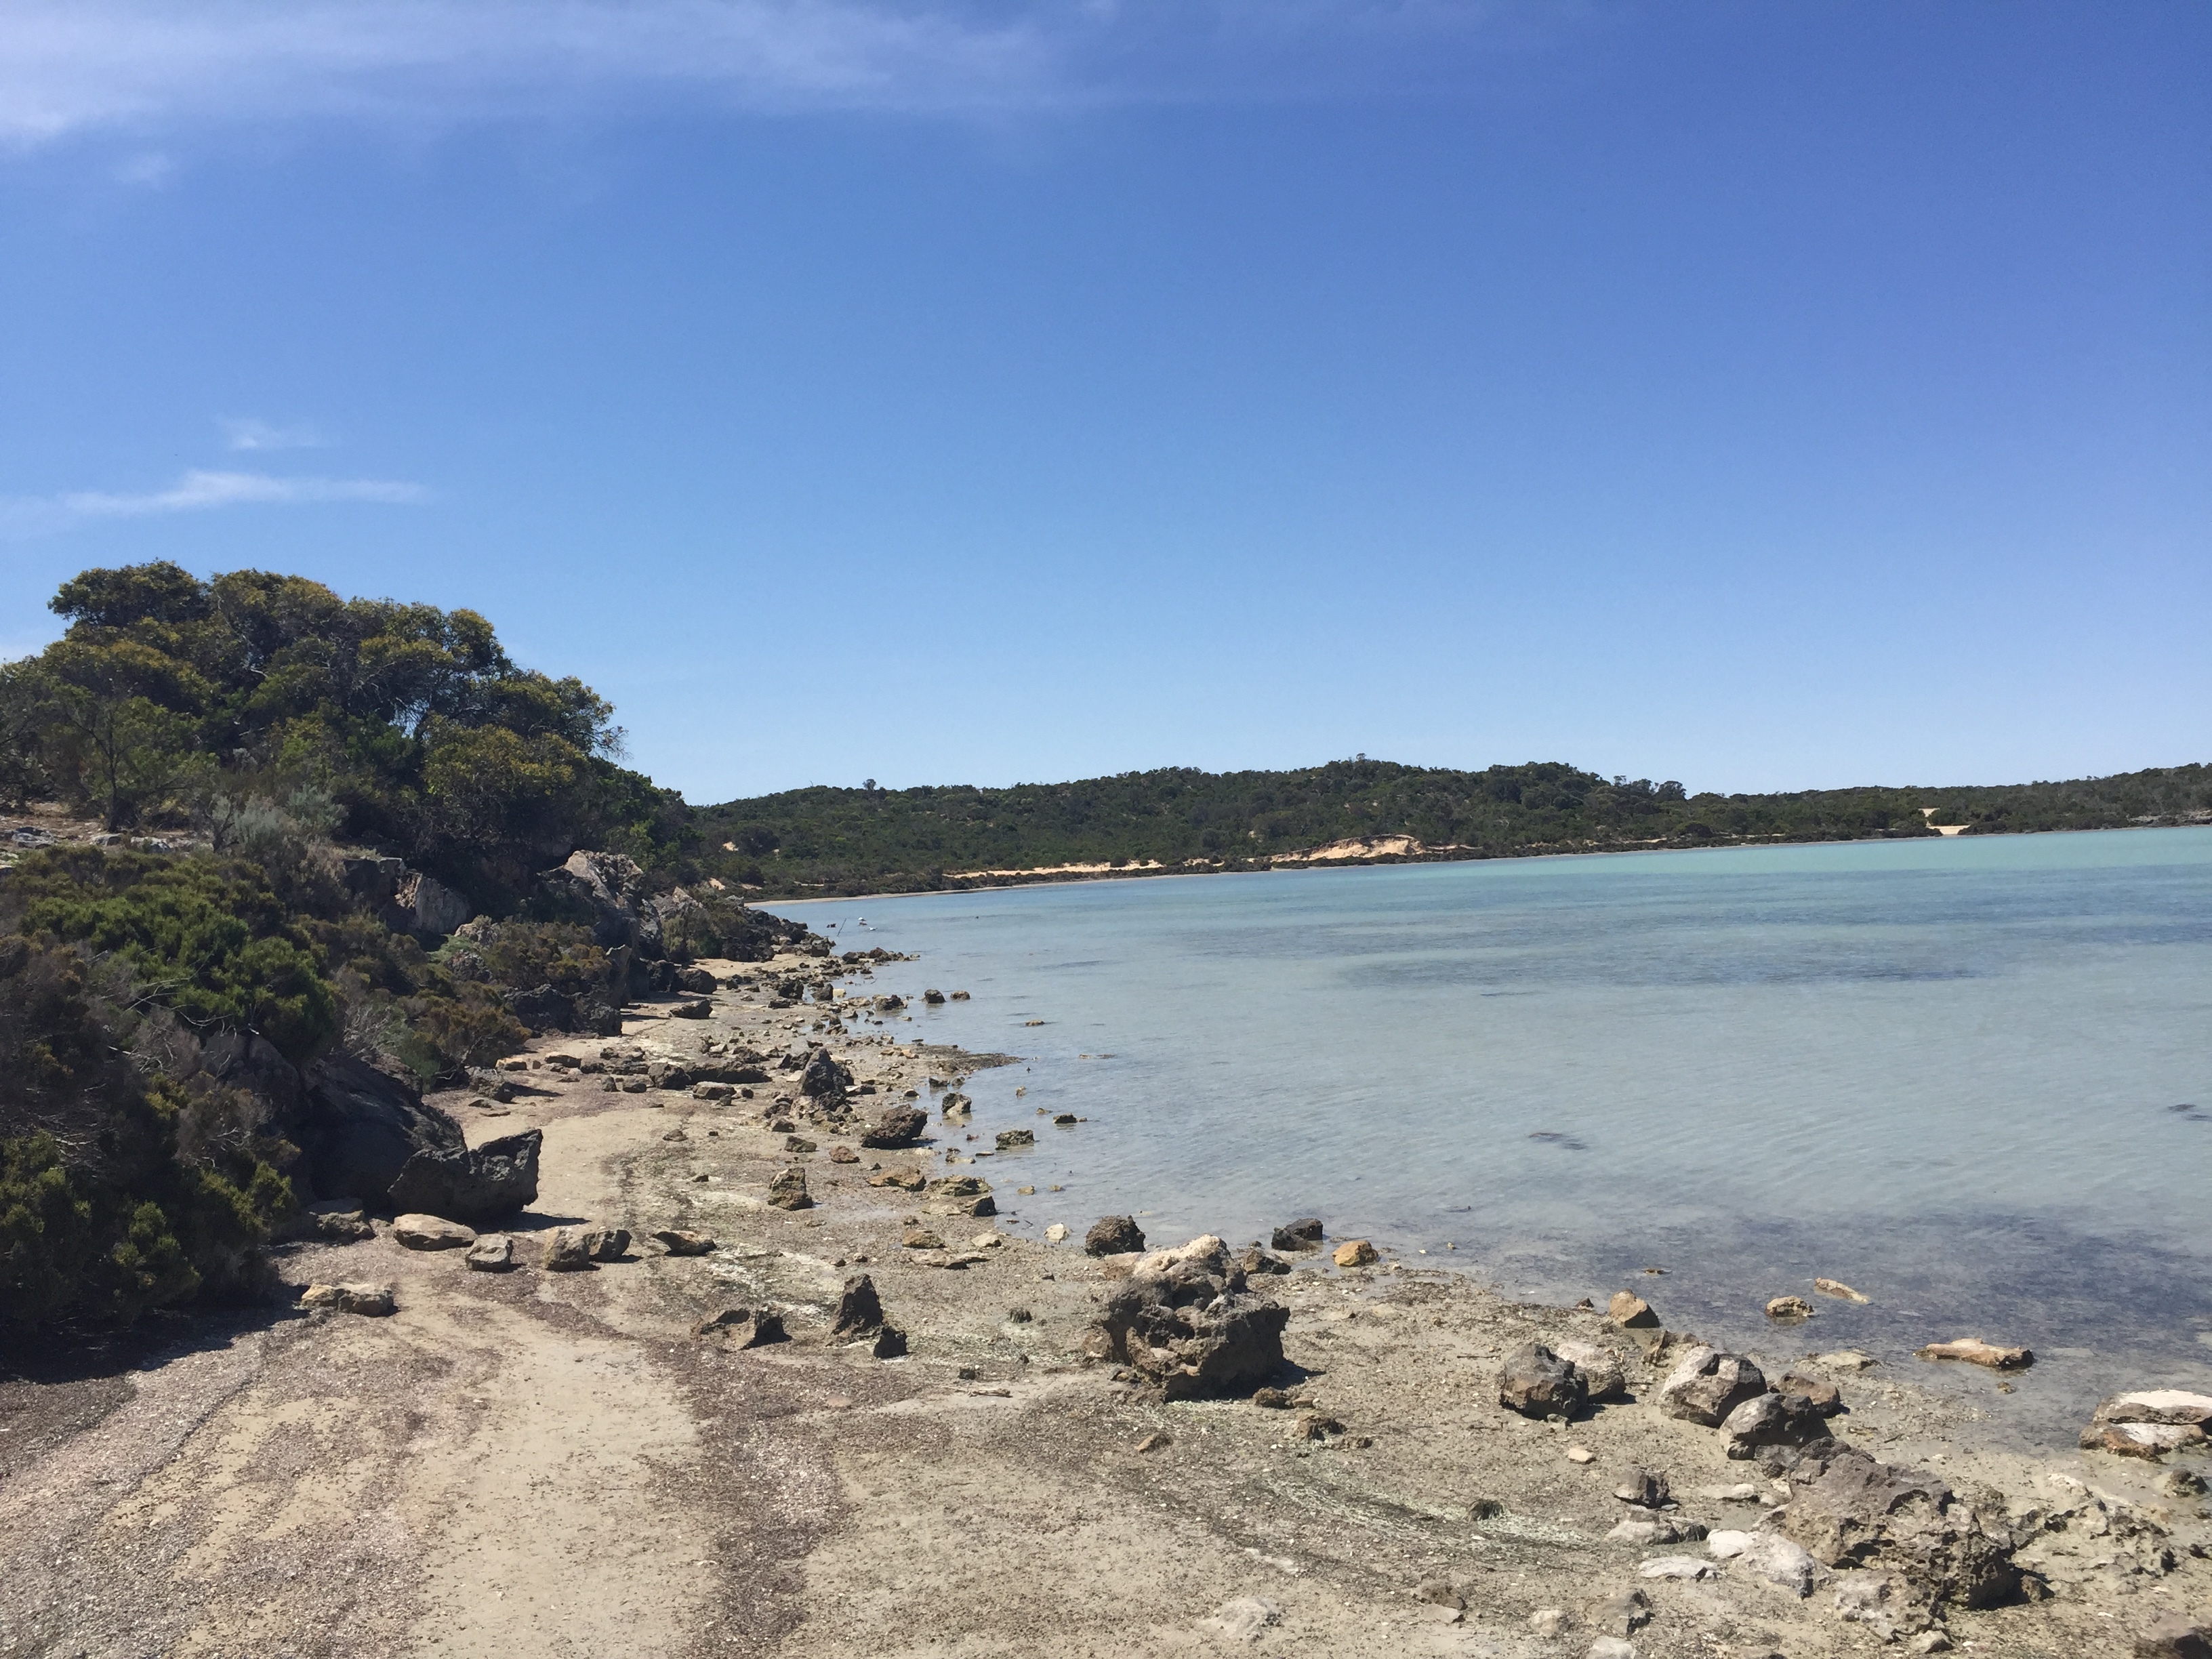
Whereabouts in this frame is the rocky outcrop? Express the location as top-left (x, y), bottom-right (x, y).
top-left (831, 1274), bottom-right (885, 1337)
top-left (384, 1130), bottom-right (541, 1227)
top-left (341, 857), bottom-right (474, 940)
top-left (1084, 1235), bottom-right (1289, 1400)
top-left (541, 850), bottom-right (663, 956)
top-left (1086, 1216), bottom-right (1145, 1256)
top-left (1777, 1443), bottom-right (2020, 1611)
top-left (2081, 1391), bottom-right (2212, 1459)
top-left (1656, 1345), bottom-right (1769, 1427)
top-left (1498, 1343), bottom-right (1586, 1420)
top-left (293, 1055), bottom-right (466, 1208)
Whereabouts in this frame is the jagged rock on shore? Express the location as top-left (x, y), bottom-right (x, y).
top-left (384, 1129), bottom-right (542, 1227)
top-left (1776, 1443), bottom-right (2020, 1610)
top-left (766, 1167), bottom-right (813, 1210)
top-left (695, 1307), bottom-right (787, 1348)
top-left (653, 1229), bottom-right (718, 1256)
top-left (832, 1274), bottom-right (886, 1337)
top-left (1084, 1235), bottom-right (1290, 1400)
top-left (860, 1106), bottom-right (928, 1148)
top-left (1086, 1215), bottom-right (1145, 1256)
top-left (1656, 1345), bottom-right (1768, 1427)
top-left (465, 1235), bottom-right (515, 1271)
top-left (1498, 1343), bottom-right (1586, 1420)
top-left (2081, 1391), bottom-right (2212, 1459)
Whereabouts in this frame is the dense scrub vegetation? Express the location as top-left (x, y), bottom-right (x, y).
top-left (0, 563), bottom-right (792, 1335)
top-left (697, 758), bottom-right (2212, 897)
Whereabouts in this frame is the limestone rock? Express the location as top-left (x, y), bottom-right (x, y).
top-left (384, 1129), bottom-right (542, 1227)
top-left (1271, 1218), bottom-right (1324, 1252)
top-left (1044, 1223), bottom-right (1069, 1243)
top-left (1498, 1343), bottom-right (1586, 1420)
top-left (1777, 1443), bottom-right (2020, 1610)
top-left (1765, 1295), bottom-right (1815, 1321)
top-left (859, 1106), bottom-right (928, 1148)
top-left (1779, 1372), bottom-right (1845, 1414)
top-left (1915, 1337), bottom-right (2032, 1370)
top-left (2133, 1614), bottom-right (2212, 1659)
top-left (924, 1175), bottom-right (994, 1217)
top-left (1086, 1234), bottom-right (1290, 1400)
top-left (1815, 1277), bottom-right (1872, 1303)
top-left (2082, 1421), bottom-right (2208, 1460)
top-left (1555, 1339), bottom-right (1629, 1401)
top-left (1656, 1345), bottom-right (1768, 1427)
top-left (994, 1128), bottom-right (1034, 1151)
top-left (1608, 1290), bottom-right (1660, 1330)
top-left (867, 1166), bottom-right (926, 1191)
top-left (1707, 1529), bottom-right (1821, 1595)
top-left (2093, 1389), bottom-right (2212, 1427)
top-left (902, 1227), bottom-right (945, 1250)
top-left (300, 1282), bottom-right (394, 1315)
top-left (392, 1213), bottom-right (476, 1250)
top-left (1084, 1214), bottom-right (1145, 1256)
top-left (831, 1273), bottom-right (885, 1337)
top-left (695, 1307), bottom-right (786, 1348)
top-left (464, 1234), bottom-right (514, 1271)
top-left (1613, 1468), bottom-right (1669, 1508)
top-left (653, 1229), bottom-right (718, 1256)
top-left (1332, 1238), bottom-right (1378, 1268)
top-left (1722, 1390), bottom-right (1833, 1456)
top-left (766, 1167), bottom-right (813, 1210)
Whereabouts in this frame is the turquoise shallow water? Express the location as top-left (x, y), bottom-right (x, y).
top-left (769, 828), bottom-right (2212, 1443)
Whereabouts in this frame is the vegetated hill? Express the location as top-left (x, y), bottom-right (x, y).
top-left (696, 758), bottom-right (2212, 897)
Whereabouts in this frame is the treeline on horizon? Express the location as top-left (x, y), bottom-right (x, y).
top-left (697, 759), bottom-right (2212, 897)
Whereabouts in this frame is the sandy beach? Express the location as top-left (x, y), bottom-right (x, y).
top-left (3, 943), bottom-right (2207, 1659)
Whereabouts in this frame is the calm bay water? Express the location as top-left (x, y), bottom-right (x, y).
top-left (769, 829), bottom-right (2212, 1443)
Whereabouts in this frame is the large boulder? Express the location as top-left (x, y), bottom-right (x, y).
top-left (1777, 1443), bottom-right (2020, 1611)
top-left (1498, 1343), bottom-right (1586, 1420)
top-left (504, 983), bottom-right (580, 1033)
top-left (1656, 1344), bottom-right (1769, 1427)
top-left (384, 1130), bottom-right (543, 1227)
top-left (293, 1056), bottom-right (466, 1208)
top-left (1084, 1235), bottom-right (1289, 1400)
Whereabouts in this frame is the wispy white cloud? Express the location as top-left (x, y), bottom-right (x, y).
top-left (220, 416), bottom-right (329, 451)
top-left (0, 1), bottom-right (1528, 146)
top-left (2, 469), bottom-right (428, 536)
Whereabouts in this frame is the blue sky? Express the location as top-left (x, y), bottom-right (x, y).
top-left (1, 1), bottom-right (2205, 802)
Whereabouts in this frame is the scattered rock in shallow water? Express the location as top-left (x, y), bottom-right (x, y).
top-left (1332, 1239), bottom-right (1378, 1268)
top-left (1917, 1337), bottom-right (2032, 1370)
top-left (1614, 1468), bottom-right (1670, 1508)
top-left (1044, 1223), bottom-right (1069, 1243)
top-left (1271, 1218), bottom-right (1324, 1252)
top-left (1656, 1345), bottom-right (1767, 1427)
top-left (1498, 1343), bottom-right (1586, 1420)
top-left (654, 1229), bottom-right (717, 1256)
top-left (1816, 1349), bottom-right (1878, 1371)
top-left (392, 1213), bottom-right (476, 1250)
top-left (994, 1128), bottom-right (1034, 1151)
top-left (1765, 1295), bottom-right (1816, 1322)
top-left (1085, 1215), bottom-right (1145, 1256)
top-left (1815, 1277), bottom-right (1872, 1303)
top-left (766, 1167), bottom-right (813, 1210)
top-left (695, 1307), bottom-right (785, 1348)
top-left (301, 1282), bottom-right (394, 1315)
top-left (464, 1234), bottom-right (514, 1271)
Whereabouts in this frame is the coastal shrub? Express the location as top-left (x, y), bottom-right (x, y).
top-left (0, 936), bottom-right (288, 1332)
top-left (3, 846), bottom-right (337, 1065)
